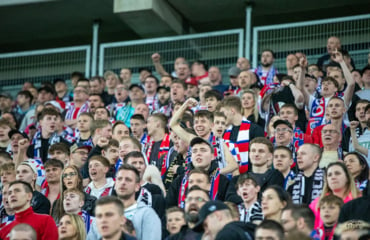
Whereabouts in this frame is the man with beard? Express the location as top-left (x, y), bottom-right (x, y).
top-left (114, 164), bottom-right (161, 240)
top-left (168, 186), bottom-right (210, 240)
top-left (254, 49), bottom-right (278, 85)
top-left (88, 94), bottom-right (105, 114)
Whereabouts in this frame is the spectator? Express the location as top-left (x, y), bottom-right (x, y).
top-left (185, 78), bottom-right (199, 100)
top-left (85, 156), bottom-right (114, 199)
top-left (9, 223), bottom-right (36, 240)
top-left (165, 207), bottom-right (186, 237)
top-left (241, 89), bottom-right (265, 128)
top-left (104, 71), bottom-right (121, 103)
top-left (13, 90), bottom-right (33, 124)
top-left (286, 54), bottom-right (299, 76)
top-left (254, 49), bottom-right (278, 85)
top-left (237, 57), bottom-right (251, 71)
top-left (41, 158), bottom-right (64, 208)
top-left (0, 118), bottom-right (12, 152)
top-left (120, 68), bottom-right (132, 86)
top-left (317, 36), bottom-right (341, 70)
top-left (0, 93), bottom-right (13, 118)
top-left (320, 124), bottom-right (343, 168)
top-left (59, 214), bottom-right (87, 240)
top-left (65, 86), bottom-right (90, 129)
top-left (335, 220), bottom-right (370, 240)
top-left (144, 75), bottom-right (159, 112)
top-left (54, 78), bottom-right (72, 104)
top-left (88, 94), bottom-right (105, 114)
top-left (212, 111), bottom-right (227, 138)
top-left (0, 183), bottom-right (15, 229)
top-left (261, 185), bottom-right (291, 223)
top-left (343, 152), bottom-right (369, 192)
top-left (208, 66), bottom-right (228, 93)
top-left (204, 89), bottom-right (222, 113)
top-left (130, 114), bottom-right (147, 147)
top-left (273, 146), bottom-right (296, 190)
top-left (356, 65), bottom-right (370, 101)
top-left (317, 195), bottom-right (343, 240)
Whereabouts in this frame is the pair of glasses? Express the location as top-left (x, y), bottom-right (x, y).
top-left (185, 197), bottom-right (207, 203)
top-left (62, 172), bottom-right (77, 178)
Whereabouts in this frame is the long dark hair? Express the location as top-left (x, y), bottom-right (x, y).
top-left (344, 152), bottom-right (369, 183)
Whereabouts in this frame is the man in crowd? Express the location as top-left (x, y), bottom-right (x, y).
top-left (254, 49), bottom-right (278, 85)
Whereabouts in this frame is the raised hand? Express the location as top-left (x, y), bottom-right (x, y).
top-left (350, 121), bottom-right (359, 130)
top-left (185, 98), bottom-right (198, 108)
top-left (97, 137), bottom-right (109, 148)
top-left (18, 138), bottom-right (29, 151)
top-left (332, 48), bottom-right (344, 63)
top-left (151, 53), bottom-right (161, 62)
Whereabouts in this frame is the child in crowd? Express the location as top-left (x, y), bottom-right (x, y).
top-left (317, 195), bottom-right (344, 240)
top-left (212, 112), bottom-right (227, 138)
top-left (165, 206), bottom-right (186, 237)
top-left (236, 173), bottom-right (263, 224)
top-left (85, 156), bottom-right (114, 199)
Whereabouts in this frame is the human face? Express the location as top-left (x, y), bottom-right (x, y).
top-left (1, 170), bottom-right (16, 185)
top-left (329, 70), bottom-right (345, 90)
top-left (0, 124), bottom-right (11, 142)
top-left (327, 165), bottom-right (348, 192)
top-left (237, 180), bottom-right (260, 204)
top-left (144, 77), bottom-right (158, 94)
top-left (16, 165), bottom-right (36, 184)
top-left (172, 132), bottom-right (188, 154)
top-left (261, 51), bottom-right (274, 67)
top-left (37, 90), bottom-right (53, 104)
top-left (134, 104), bottom-right (149, 120)
top-left (281, 209), bottom-right (297, 235)
top-left (238, 71), bottom-right (255, 89)
top-left (176, 63), bottom-right (191, 81)
top-left (261, 188), bottom-right (285, 219)
top-left (304, 76), bottom-right (318, 94)
top-left (327, 37), bottom-right (340, 54)
top-left (184, 190), bottom-right (209, 222)
top-left (77, 115), bottom-right (92, 133)
top-left (157, 89), bottom-right (170, 103)
top-left (112, 124), bottom-right (129, 141)
top-left (8, 183), bottom-right (33, 211)
top-left (279, 107), bottom-right (297, 125)
top-left (100, 124), bottom-right (113, 139)
top-left (160, 76), bottom-right (172, 87)
top-left (106, 74), bottom-right (118, 89)
top-left (194, 116), bottom-right (213, 138)
top-left (129, 87), bottom-right (145, 102)
top-left (126, 157), bottom-right (146, 179)
top-left (39, 114), bottom-right (57, 135)
top-left (308, 65), bottom-right (320, 79)
top-left (327, 99), bottom-right (346, 120)
top-left (88, 95), bottom-right (104, 112)
top-left (188, 173), bottom-right (210, 190)
top-left (170, 83), bottom-right (186, 103)
top-left (362, 69), bottom-right (370, 85)
top-left (320, 203), bottom-right (340, 226)
top-left (73, 87), bottom-right (89, 102)
top-left (166, 211), bottom-right (186, 235)
top-left (10, 133), bottom-right (25, 154)
top-left (321, 124), bottom-right (340, 147)
top-left (50, 150), bottom-right (69, 165)
top-left (355, 102), bottom-right (367, 124)
top-left (103, 146), bottom-right (119, 165)
top-left (70, 148), bottom-right (89, 169)
top-left (120, 69), bottom-right (132, 85)
top-left (229, 75), bottom-right (239, 87)
top-left (297, 144), bottom-right (316, 171)
top-left (186, 84), bottom-right (198, 98)
top-left (114, 169), bottom-right (140, 199)
top-left (130, 119), bottom-right (145, 139)
top-left (89, 160), bottom-right (108, 182)
top-left (94, 108), bottom-right (109, 120)
top-left (63, 191), bottom-right (83, 213)
top-left (62, 168), bottom-right (80, 189)
top-left (255, 228), bottom-right (281, 240)
top-left (95, 203), bottom-right (125, 239)
top-left (320, 80), bottom-right (338, 97)
top-left (241, 92), bottom-right (255, 109)
top-left (286, 54), bottom-right (298, 70)
top-left (89, 80), bottom-right (102, 94)
top-left (250, 143), bottom-right (272, 168)
top-left (45, 166), bottom-right (62, 184)
top-left (274, 124), bottom-right (293, 146)
top-left (119, 139), bottom-right (139, 159)
top-left (344, 154), bottom-right (364, 178)
top-left (237, 57), bottom-right (250, 71)
top-left (114, 84), bottom-right (129, 103)
top-left (191, 143), bottom-right (213, 170)
top-left (58, 215), bottom-right (78, 240)
top-left (212, 116), bottom-right (226, 138)
top-left (208, 67), bottom-right (221, 84)
top-left (16, 94), bottom-right (27, 107)
top-left (273, 149), bottom-right (293, 175)
top-left (205, 97), bottom-right (218, 112)
top-left (2, 184), bottom-right (11, 210)
top-left (146, 116), bottom-right (159, 136)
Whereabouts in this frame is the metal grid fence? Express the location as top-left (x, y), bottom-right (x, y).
top-left (0, 46), bottom-right (91, 90)
top-left (252, 14), bottom-right (370, 70)
top-left (99, 29), bottom-right (244, 81)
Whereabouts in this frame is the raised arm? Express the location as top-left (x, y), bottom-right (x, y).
top-left (221, 142), bottom-right (240, 176)
top-left (15, 138), bottom-right (30, 168)
top-left (169, 98), bottom-right (198, 144)
top-left (151, 53), bottom-right (170, 77)
top-left (281, 79), bottom-right (304, 110)
top-left (332, 49), bottom-right (355, 107)
top-left (350, 121), bottom-right (368, 156)
top-left (296, 57), bottom-right (310, 108)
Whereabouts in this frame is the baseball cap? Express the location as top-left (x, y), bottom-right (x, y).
top-left (8, 129), bottom-right (29, 140)
top-left (20, 160), bottom-right (38, 175)
top-left (44, 101), bottom-right (63, 112)
top-left (193, 201), bottom-right (229, 232)
top-left (228, 66), bottom-right (241, 77)
top-left (0, 93), bottom-right (13, 100)
top-left (190, 137), bottom-right (213, 153)
top-left (273, 119), bottom-right (293, 130)
top-left (185, 77), bottom-right (198, 86)
top-left (70, 143), bottom-right (92, 153)
top-left (138, 67), bottom-right (152, 74)
top-left (129, 84), bottom-right (145, 93)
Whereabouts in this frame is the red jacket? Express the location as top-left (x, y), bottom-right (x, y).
top-left (0, 207), bottom-right (58, 240)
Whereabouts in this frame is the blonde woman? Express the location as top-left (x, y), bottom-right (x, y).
top-left (59, 214), bottom-right (86, 240)
top-left (241, 90), bottom-right (265, 128)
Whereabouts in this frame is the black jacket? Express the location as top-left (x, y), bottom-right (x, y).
top-left (31, 190), bottom-right (50, 215)
top-left (215, 221), bottom-right (255, 240)
top-left (166, 160), bottom-right (239, 208)
top-left (338, 195), bottom-right (370, 223)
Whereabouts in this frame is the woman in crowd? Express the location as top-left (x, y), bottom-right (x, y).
top-left (241, 89), bottom-right (265, 128)
top-left (344, 152), bottom-right (369, 193)
top-left (52, 165), bottom-right (97, 223)
top-left (310, 161), bottom-right (361, 228)
top-left (261, 185), bottom-right (291, 223)
top-left (58, 213), bottom-right (86, 240)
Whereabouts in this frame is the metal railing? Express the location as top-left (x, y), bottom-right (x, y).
top-left (252, 14), bottom-right (370, 70)
top-left (0, 45), bottom-right (91, 90)
top-left (99, 29), bottom-right (244, 79)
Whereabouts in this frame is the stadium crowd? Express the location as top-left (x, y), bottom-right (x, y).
top-left (0, 35), bottom-right (369, 240)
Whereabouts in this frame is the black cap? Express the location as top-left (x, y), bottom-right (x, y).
top-left (70, 142), bottom-right (92, 153)
top-left (157, 86), bottom-right (170, 92)
top-left (129, 84), bottom-right (145, 92)
top-left (190, 137), bottom-right (213, 150)
top-left (138, 67), bottom-right (152, 74)
top-left (8, 129), bottom-right (29, 140)
top-left (193, 201), bottom-right (228, 232)
top-left (273, 119), bottom-right (293, 130)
